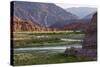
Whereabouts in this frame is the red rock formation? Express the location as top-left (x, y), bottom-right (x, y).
top-left (12, 16), bottom-right (62, 32)
top-left (13, 17), bottom-right (43, 32)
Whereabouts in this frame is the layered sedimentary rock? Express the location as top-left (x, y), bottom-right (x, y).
top-left (13, 17), bottom-right (43, 32)
top-left (12, 17), bottom-right (61, 32)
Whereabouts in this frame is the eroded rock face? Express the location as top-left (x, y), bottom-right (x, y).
top-left (82, 12), bottom-right (97, 49)
top-left (13, 17), bottom-right (43, 32)
top-left (64, 13), bottom-right (97, 59)
top-left (12, 16), bottom-right (62, 32)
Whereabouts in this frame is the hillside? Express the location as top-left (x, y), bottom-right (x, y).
top-left (13, 1), bottom-right (78, 28)
top-left (67, 7), bottom-right (97, 19)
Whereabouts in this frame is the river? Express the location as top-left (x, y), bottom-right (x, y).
top-left (14, 33), bottom-right (83, 53)
top-left (14, 44), bottom-right (82, 53)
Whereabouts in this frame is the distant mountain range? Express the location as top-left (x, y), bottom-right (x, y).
top-left (50, 7), bottom-right (97, 28)
top-left (67, 7), bottom-right (97, 19)
top-left (11, 1), bottom-right (97, 32)
top-left (83, 12), bottom-right (96, 20)
top-left (64, 12), bottom-right (97, 31)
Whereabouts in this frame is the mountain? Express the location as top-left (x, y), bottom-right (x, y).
top-left (67, 7), bottom-right (97, 19)
top-left (13, 16), bottom-right (43, 32)
top-left (50, 7), bottom-right (97, 28)
top-left (64, 12), bottom-right (97, 31)
top-left (13, 1), bottom-right (78, 28)
top-left (13, 16), bottom-right (57, 32)
top-left (64, 21), bottom-right (89, 31)
top-left (83, 12), bottom-right (96, 20)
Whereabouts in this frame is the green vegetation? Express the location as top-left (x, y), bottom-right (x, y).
top-left (14, 41), bottom-right (81, 48)
top-left (13, 53), bottom-right (95, 66)
top-left (13, 31), bottom-right (83, 36)
top-left (13, 31), bottom-right (92, 66)
top-left (13, 31), bottom-right (84, 48)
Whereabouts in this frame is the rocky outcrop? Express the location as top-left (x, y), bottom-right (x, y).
top-left (83, 12), bottom-right (97, 49)
top-left (64, 48), bottom-right (97, 58)
top-left (64, 13), bottom-right (97, 59)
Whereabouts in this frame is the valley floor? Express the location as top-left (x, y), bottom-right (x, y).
top-left (12, 31), bottom-right (96, 66)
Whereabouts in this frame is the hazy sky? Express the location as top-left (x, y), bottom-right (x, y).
top-left (55, 3), bottom-right (97, 9)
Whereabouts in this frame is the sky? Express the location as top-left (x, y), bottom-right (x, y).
top-left (55, 3), bottom-right (97, 9)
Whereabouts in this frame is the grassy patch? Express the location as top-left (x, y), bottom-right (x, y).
top-left (13, 31), bottom-right (84, 48)
top-left (14, 41), bottom-right (81, 48)
top-left (13, 31), bottom-right (84, 36)
top-left (13, 53), bottom-right (95, 66)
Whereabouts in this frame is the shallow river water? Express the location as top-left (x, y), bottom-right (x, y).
top-left (14, 44), bottom-right (82, 53)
